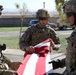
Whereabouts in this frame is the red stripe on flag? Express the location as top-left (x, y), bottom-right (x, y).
top-left (17, 54), bottom-right (31, 75)
top-left (35, 53), bottom-right (48, 75)
top-left (35, 46), bottom-right (50, 53)
top-left (34, 38), bottom-right (50, 53)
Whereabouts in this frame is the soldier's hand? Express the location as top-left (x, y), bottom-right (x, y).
top-left (50, 38), bottom-right (61, 51)
top-left (49, 59), bottom-right (61, 69)
top-left (25, 46), bottom-right (35, 53)
top-left (53, 44), bottom-right (61, 51)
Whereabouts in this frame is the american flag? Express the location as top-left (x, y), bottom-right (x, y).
top-left (17, 38), bottom-right (53, 75)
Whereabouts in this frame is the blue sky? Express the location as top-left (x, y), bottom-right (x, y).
top-left (0, 0), bottom-right (56, 12)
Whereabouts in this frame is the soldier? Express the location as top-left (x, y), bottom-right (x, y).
top-left (19, 9), bottom-right (60, 55)
top-left (50, 0), bottom-right (76, 75)
top-left (63, 0), bottom-right (76, 75)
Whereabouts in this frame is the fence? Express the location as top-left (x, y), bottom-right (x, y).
top-left (0, 16), bottom-right (58, 27)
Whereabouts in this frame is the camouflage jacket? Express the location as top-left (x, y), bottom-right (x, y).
top-left (66, 28), bottom-right (76, 74)
top-left (19, 24), bottom-right (60, 51)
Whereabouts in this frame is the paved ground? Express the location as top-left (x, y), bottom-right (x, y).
top-left (3, 49), bottom-right (24, 56)
top-left (3, 49), bottom-right (24, 62)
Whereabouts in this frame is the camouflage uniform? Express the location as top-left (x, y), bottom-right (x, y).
top-left (0, 44), bottom-right (20, 75)
top-left (63, 0), bottom-right (76, 75)
top-left (64, 29), bottom-right (76, 75)
top-left (0, 55), bottom-right (19, 75)
top-left (19, 9), bottom-right (60, 51)
top-left (19, 24), bottom-right (60, 51)
top-left (51, 0), bottom-right (76, 75)
top-left (0, 70), bottom-right (18, 75)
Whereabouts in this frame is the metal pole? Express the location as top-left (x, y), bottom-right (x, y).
top-left (43, 2), bottom-right (45, 9)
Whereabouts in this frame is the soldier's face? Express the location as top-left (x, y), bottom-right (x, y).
top-left (66, 13), bottom-right (74, 25)
top-left (39, 19), bottom-right (48, 27)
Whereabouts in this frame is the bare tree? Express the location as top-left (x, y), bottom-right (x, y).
top-left (15, 3), bottom-right (28, 40)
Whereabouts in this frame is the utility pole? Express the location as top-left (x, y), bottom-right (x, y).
top-left (43, 2), bottom-right (45, 9)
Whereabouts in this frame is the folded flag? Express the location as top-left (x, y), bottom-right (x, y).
top-left (34, 38), bottom-right (51, 53)
top-left (17, 38), bottom-right (53, 75)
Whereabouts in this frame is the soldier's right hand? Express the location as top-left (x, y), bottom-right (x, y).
top-left (25, 46), bottom-right (35, 53)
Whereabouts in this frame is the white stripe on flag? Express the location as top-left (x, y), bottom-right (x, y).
top-left (34, 41), bottom-right (50, 48)
top-left (23, 53), bottom-right (39, 75)
top-left (46, 53), bottom-right (53, 75)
